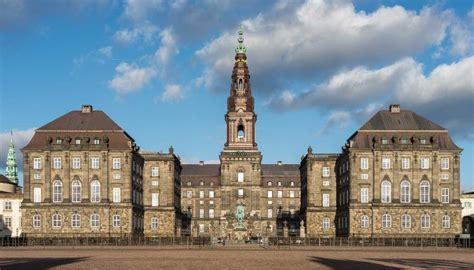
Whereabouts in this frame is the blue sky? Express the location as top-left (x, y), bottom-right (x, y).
top-left (0, 0), bottom-right (473, 191)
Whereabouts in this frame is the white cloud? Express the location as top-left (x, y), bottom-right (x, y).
top-left (113, 21), bottom-right (159, 45)
top-left (160, 84), bottom-right (185, 102)
top-left (153, 27), bottom-right (178, 65)
top-left (98, 46), bottom-right (112, 58)
top-left (73, 46), bottom-right (113, 66)
top-left (108, 62), bottom-right (157, 94)
top-left (196, 0), bottom-right (452, 93)
top-left (0, 128), bottom-right (36, 176)
top-left (122, 0), bottom-right (162, 22)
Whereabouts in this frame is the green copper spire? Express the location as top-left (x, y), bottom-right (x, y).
top-left (5, 130), bottom-right (18, 184)
top-left (235, 25), bottom-right (247, 54)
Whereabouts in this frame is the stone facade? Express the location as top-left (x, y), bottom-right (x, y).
top-left (0, 175), bottom-right (22, 237)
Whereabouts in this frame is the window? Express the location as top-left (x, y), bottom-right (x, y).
top-left (237, 124), bottom-right (245, 141)
top-left (360, 173), bottom-right (369, 180)
top-left (400, 137), bottom-right (409, 144)
top-left (322, 193), bottom-right (330, 207)
top-left (465, 202), bottom-right (472, 208)
top-left (277, 190), bottom-right (283, 198)
top-left (72, 157), bottom-right (81, 169)
top-left (71, 180), bottom-right (81, 203)
top-left (152, 193), bottom-right (159, 206)
top-left (277, 181), bottom-right (282, 186)
top-left (441, 188), bottom-right (449, 203)
top-left (4, 217), bottom-right (12, 228)
top-left (209, 190), bottom-right (215, 198)
top-left (75, 138), bottom-right (81, 144)
top-left (152, 180), bottom-right (159, 186)
top-left (53, 157), bottom-right (61, 169)
top-left (34, 187), bottom-right (42, 203)
top-left (267, 181), bottom-right (272, 186)
top-left (34, 173), bottom-right (41, 180)
top-left (441, 158), bottom-right (449, 170)
top-left (56, 138), bottom-right (63, 144)
top-left (52, 214), bottom-right (62, 228)
top-left (400, 180), bottom-right (411, 203)
top-left (209, 209), bottom-right (215, 218)
top-left (322, 217), bottom-right (330, 230)
top-left (382, 158), bottom-right (391, 169)
top-left (421, 214), bottom-right (430, 229)
top-left (381, 138), bottom-right (389, 144)
top-left (151, 217), bottom-right (158, 229)
top-left (360, 188), bottom-right (369, 203)
top-left (381, 181), bottom-right (391, 203)
top-left (93, 138), bottom-right (100, 144)
top-left (90, 214), bottom-right (100, 228)
top-left (441, 173), bottom-right (449, 180)
top-left (382, 214), bottom-right (391, 228)
top-left (420, 181), bottom-right (430, 203)
top-left (113, 215), bottom-right (121, 228)
top-left (360, 215), bottom-right (369, 228)
top-left (420, 158), bottom-right (430, 169)
top-left (267, 208), bottom-right (273, 218)
top-left (199, 209), bottom-right (205, 218)
top-left (401, 214), bottom-right (411, 229)
top-left (420, 137), bottom-right (428, 144)
top-left (186, 191), bottom-right (193, 198)
top-left (289, 191), bottom-right (295, 198)
top-left (52, 180), bottom-right (63, 203)
top-left (198, 223), bottom-right (205, 233)
top-left (442, 215), bottom-right (450, 229)
top-left (91, 157), bottom-right (100, 169)
top-left (33, 215), bottom-right (41, 228)
top-left (113, 187), bottom-right (121, 203)
top-left (267, 190), bottom-right (273, 198)
top-left (90, 180), bottom-right (101, 203)
top-left (238, 189), bottom-right (244, 197)
top-left (322, 167), bottom-right (330, 177)
top-left (4, 201), bottom-right (12, 210)
top-left (323, 180), bottom-right (329, 186)
top-left (198, 190), bottom-right (204, 198)
top-left (71, 214), bottom-right (81, 228)
top-left (237, 172), bottom-right (244, 182)
top-left (401, 158), bottom-right (410, 169)
top-left (290, 181), bottom-right (295, 187)
top-left (151, 167), bottom-right (159, 177)
top-left (360, 158), bottom-right (369, 170)
top-left (33, 158), bottom-right (42, 169)
top-left (112, 158), bottom-right (121, 169)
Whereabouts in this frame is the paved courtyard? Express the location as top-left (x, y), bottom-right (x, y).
top-left (0, 247), bottom-right (473, 269)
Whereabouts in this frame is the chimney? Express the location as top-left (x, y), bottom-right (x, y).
top-left (389, 104), bottom-right (400, 113)
top-left (277, 161), bottom-right (282, 166)
top-left (82, 105), bottom-right (93, 113)
top-left (199, 161), bottom-right (204, 166)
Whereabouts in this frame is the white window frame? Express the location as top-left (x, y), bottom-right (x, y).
top-left (322, 193), bottom-right (330, 207)
top-left (71, 180), bottom-right (81, 203)
top-left (186, 190), bottom-right (193, 198)
top-left (113, 187), bottom-right (121, 203)
top-left (199, 190), bottom-right (205, 198)
top-left (209, 209), bottom-right (215, 218)
top-left (441, 173), bottom-right (450, 180)
top-left (420, 181), bottom-right (430, 203)
top-left (4, 201), bottom-right (12, 210)
top-left (90, 214), bottom-right (100, 229)
top-left (360, 173), bottom-right (369, 180)
top-left (209, 190), bottom-right (215, 198)
top-left (52, 214), bottom-right (62, 228)
top-left (152, 193), bottom-right (159, 207)
top-left (53, 157), bottom-right (61, 169)
top-left (52, 180), bottom-right (63, 203)
top-left (90, 180), bottom-right (101, 203)
top-left (267, 190), bottom-right (273, 198)
top-left (199, 209), bottom-right (205, 218)
top-left (420, 157), bottom-right (430, 169)
top-left (33, 214), bottom-right (41, 228)
top-left (382, 158), bottom-right (391, 170)
top-left (112, 158), bottom-right (121, 170)
top-left (322, 167), bottom-right (330, 177)
top-left (442, 215), bottom-right (450, 229)
top-left (267, 208), bottom-right (273, 218)
top-left (421, 214), bottom-right (430, 229)
top-left (277, 190), bottom-right (283, 198)
top-left (441, 188), bottom-right (449, 203)
top-left (322, 217), bottom-right (330, 230)
top-left (382, 214), bottom-right (391, 228)
top-left (360, 158), bottom-right (369, 170)
top-left (237, 172), bottom-right (244, 182)
top-left (401, 214), bottom-right (411, 229)
top-left (72, 157), bottom-right (81, 169)
top-left (441, 157), bottom-right (449, 170)
top-left (401, 158), bottom-right (410, 169)
top-left (151, 217), bottom-right (158, 229)
top-left (71, 214), bottom-right (81, 228)
top-left (33, 187), bottom-right (42, 203)
top-left (381, 181), bottom-right (391, 203)
top-left (360, 215), bottom-right (369, 228)
top-left (113, 215), bottom-right (121, 228)
top-left (91, 157), bottom-right (100, 169)
top-left (33, 158), bottom-right (42, 169)
top-left (360, 188), bottom-right (369, 203)
top-left (151, 167), bottom-right (159, 177)
top-left (289, 190), bottom-right (295, 198)
top-left (238, 189), bottom-right (244, 197)
top-left (400, 180), bottom-right (411, 203)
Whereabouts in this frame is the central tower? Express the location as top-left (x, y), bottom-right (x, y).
top-left (224, 28), bottom-right (257, 151)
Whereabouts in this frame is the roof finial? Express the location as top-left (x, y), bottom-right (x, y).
top-left (5, 129), bottom-right (18, 184)
top-left (235, 24), bottom-right (247, 54)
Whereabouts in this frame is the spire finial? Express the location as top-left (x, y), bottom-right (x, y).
top-left (5, 129), bottom-right (18, 184)
top-left (235, 24), bottom-right (247, 54)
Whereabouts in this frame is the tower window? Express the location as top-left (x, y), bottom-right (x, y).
top-left (238, 79), bottom-right (243, 91)
top-left (237, 124), bottom-right (245, 141)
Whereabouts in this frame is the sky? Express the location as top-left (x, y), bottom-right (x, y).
top-left (0, 0), bottom-right (473, 191)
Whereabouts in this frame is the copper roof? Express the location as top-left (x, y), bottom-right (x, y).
top-left (359, 110), bottom-right (445, 131)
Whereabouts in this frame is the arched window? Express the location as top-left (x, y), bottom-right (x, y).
top-left (267, 181), bottom-right (272, 187)
top-left (420, 181), bottom-right (430, 203)
top-left (400, 180), bottom-right (411, 203)
top-left (237, 124), bottom-right (245, 141)
top-left (151, 217), bottom-right (158, 230)
top-left (90, 214), bottom-right (100, 228)
top-left (52, 180), bottom-right (63, 203)
top-left (382, 214), bottom-right (391, 228)
top-left (381, 181), bottom-right (391, 203)
top-left (290, 181), bottom-right (295, 187)
top-left (33, 214), bottom-right (41, 228)
top-left (71, 213), bottom-right (81, 228)
top-left (442, 215), bottom-right (450, 229)
top-left (238, 79), bottom-right (243, 91)
top-left (401, 214), bottom-right (411, 229)
top-left (52, 214), bottom-right (62, 228)
top-left (91, 180), bottom-right (101, 203)
top-left (322, 217), bottom-right (330, 230)
top-left (71, 180), bottom-right (81, 203)
top-left (360, 215), bottom-right (369, 228)
top-left (277, 181), bottom-right (282, 186)
top-left (421, 214), bottom-right (430, 229)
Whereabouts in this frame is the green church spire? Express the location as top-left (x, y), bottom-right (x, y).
top-left (235, 25), bottom-right (247, 54)
top-left (5, 130), bottom-right (18, 184)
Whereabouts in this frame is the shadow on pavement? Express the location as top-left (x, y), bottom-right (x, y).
top-left (309, 256), bottom-right (402, 270)
top-left (369, 258), bottom-right (474, 269)
top-left (0, 257), bottom-right (88, 270)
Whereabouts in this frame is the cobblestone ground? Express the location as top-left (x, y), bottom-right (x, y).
top-left (0, 247), bottom-right (473, 269)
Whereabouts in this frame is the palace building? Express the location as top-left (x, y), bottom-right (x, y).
top-left (20, 29), bottom-right (462, 239)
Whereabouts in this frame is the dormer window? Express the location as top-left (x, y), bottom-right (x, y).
top-left (267, 181), bottom-right (272, 187)
top-left (75, 138), bottom-right (81, 145)
top-left (381, 138), bottom-right (389, 144)
top-left (420, 137), bottom-right (428, 144)
top-left (400, 137), bottom-right (409, 144)
top-left (290, 181), bottom-right (295, 187)
top-left (93, 138), bottom-right (100, 145)
top-left (56, 138), bottom-right (62, 144)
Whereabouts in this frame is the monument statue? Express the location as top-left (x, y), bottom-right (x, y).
top-left (235, 202), bottom-right (245, 228)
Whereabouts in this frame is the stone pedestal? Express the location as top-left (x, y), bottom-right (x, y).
top-left (299, 220), bottom-right (306, 238)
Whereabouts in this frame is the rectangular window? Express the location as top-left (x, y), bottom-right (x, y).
top-left (322, 193), bottom-right (330, 207)
top-left (4, 201), bottom-right (12, 210)
top-left (5, 217), bottom-right (12, 228)
top-left (113, 173), bottom-right (121, 180)
top-left (33, 173), bottom-right (41, 180)
top-left (151, 167), bottom-right (159, 177)
top-left (360, 173), bottom-right (368, 180)
top-left (199, 223), bottom-right (205, 232)
top-left (322, 167), bottom-right (330, 177)
top-left (401, 158), bottom-right (410, 169)
top-left (199, 209), bottom-right (205, 218)
top-left (52, 157), bottom-right (61, 169)
top-left (238, 189), bottom-right (244, 197)
top-left (186, 190), bottom-right (193, 198)
top-left (33, 158), bottom-right (42, 169)
top-left (421, 158), bottom-right (430, 169)
top-left (209, 209), bottom-right (215, 218)
top-left (209, 190), bottom-right (215, 198)
top-left (91, 157), bottom-right (100, 169)
top-left (113, 215), bottom-right (121, 228)
top-left (360, 158), bottom-right (369, 170)
top-left (267, 208), bottom-right (273, 218)
top-left (382, 158), bottom-right (391, 169)
top-left (360, 188), bottom-right (369, 203)
top-left (323, 180), bottom-right (330, 186)
top-left (277, 190), bottom-right (283, 198)
top-left (151, 193), bottom-right (159, 206)
top-left (152, 180), bottom-right (159, 186)
top-left (33, 187), bottom-right (41, 203)
top-left (113, 187), bottom-right (121, 203)
top-left (72, 157), bottom-right (81, 169)
top-left (112, 158), bottom-right (121, 169)
top-left (289, 191), bottom-right (295, 198)
top-left (441, 188), bottom-right (449, 203)
top-left (441, 158), bottom-right (449, 170)
top-left (199, 190), bottom-right (205, 198)
top-left (267, 190), bottom-right (273, 198)
top-left (33, 215), bottom-right (41, 228)
top-left (441, 173), bottom-right (450, 180)
top-left (237, 172), bottom-right (244, 182)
